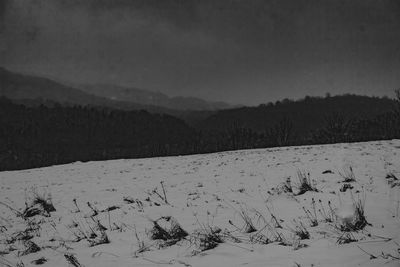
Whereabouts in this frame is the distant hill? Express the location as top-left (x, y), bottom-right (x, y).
top-left (0, 67), bottom-right (231, 125)
top-left (196, 94), bottom-right (397, 137)
top-left (0, 67), bottom-right (193, 115)
top-left (1, 67), bottom-right (397, 140)
top-left (76, 83), bottom-right (236, 111)
top-left (0, 67), bottom-right (115, 106)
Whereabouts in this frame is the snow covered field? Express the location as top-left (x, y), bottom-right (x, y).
top-left (1, 140), bottom-right (400, 267)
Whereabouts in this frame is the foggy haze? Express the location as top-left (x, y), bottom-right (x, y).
top-left (1, 0), bottom-right (400, 105)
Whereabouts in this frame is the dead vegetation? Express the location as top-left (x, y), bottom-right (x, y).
top-left (30, 257), bottom-right (47, 265)
top-left (87, 227), bottom-right (109, 247)
top-left (337, 193), bottom-right (369, 232)
top-left (386, 172), bottom-right (400, 188)
top-left (22, 188), bottom-right (56, 219)
top-left (147, 181), bottom-right (170, 205)
top-left (148, 216), bottom-right (188, 247)
top-left (289, 219), bottom-right (310, 240)
top-left (64, 253), bottom-right (84, 267)
top-left (234, 206), bottom-right (258, 233)
top-left (336, 232), bottom-right (358, 244)
top-left (338, 166), bottom-right (356, 183)
top-left (340, 183), bottom-right (354, 192)
top-left (317, 199), bottom-right (335, 223)
top-left (190, 226), bottom-right (223, 255)
top-left (0, 183), bottom-right (371, 266)
top-left (302, 198), bottom-right (319, 227)
top-left (18, 240), bottom-right (40, 256)
top-left (358, 241), bottom-right (400, 262)
top-left (295, 170), bottom-right (318, 195)
top-left (68, 218), bottom-right (110, 247)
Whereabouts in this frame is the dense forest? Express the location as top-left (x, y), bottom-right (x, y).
top-left (0, 98), bottom-right (196, 170)
top-left (197, 94), bottom-right (396, 133)
top-left (0, 92), bottom-right (399, 171)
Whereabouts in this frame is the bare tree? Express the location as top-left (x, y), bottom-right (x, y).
top-left (395, 89), bottom-right (400, 113)
top-left (394, 89), bottom-right (400, 136)
top-left (267, 116), bottom-right (294, 147)
top-left (320, 112), bottom-right (352, 143)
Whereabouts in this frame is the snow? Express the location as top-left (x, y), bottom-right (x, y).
top-left (1, 140), bottom-right (399, 266)
top-left (336, 203), bottom-right (356, 225)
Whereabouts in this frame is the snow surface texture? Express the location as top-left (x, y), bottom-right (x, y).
top-left (0, 140), bottom-right (399, 267)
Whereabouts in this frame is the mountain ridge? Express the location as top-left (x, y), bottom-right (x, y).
top-left (0, 67), bottom-right (224, 120)
top-left (75, 83), bottom-right (237, 111)
top-left (0, 67), bottom-right (235, 111)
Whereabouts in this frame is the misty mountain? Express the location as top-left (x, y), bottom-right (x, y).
top-left (0, 67), bottom-right (111, 106)
top-left (76, 83), bottom-right (236, 111)
top-left (1, 67), bottom-right (397, 141)
top-left (0, 67), bottom-right (233, 125)
top-left (0, 67), bottom-right (196, 116)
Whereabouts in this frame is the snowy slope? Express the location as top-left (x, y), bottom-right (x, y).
top-left (1, 140), bottom-right (399, 267)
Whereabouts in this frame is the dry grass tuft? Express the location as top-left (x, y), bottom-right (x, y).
top-left (295, 170), bottom-right (318, 195)
top-left (87, 229), bottom-right (109, 247)
top-left (30, 257), bottom-right (47, 265)
top-left (290, 219), bottom-right (310, 240)
top-left (22, 189), bottom-right (56, 219)
top-left (190, 215), bottom-right (223, 254)
top-left (148, 216), bottom-right (188, 248)
top-left (340, 183), bottom-right (353, 192)
top-left (87, 220), bottom-right (110, 247)
top-left (64, 253), bottom-right (84, 267)
top-left (237, 207), bottom-right (257, 233)
top-left (338, 166), bottom-right (356, 183)
top-left (386, 172), bottom-right (400, 188)
top-left (18, 240), bottom-right (40, 256)
top-left (338, 193), bottom-right (369, 232)
top-left (302, 198), bottom-right (319, 227)
top-left (191, 227), bottom-right (223, 254)
top-left (317, 199), bottom-right (335, 223)
top-left (336, 232), bottom-right (357, 244)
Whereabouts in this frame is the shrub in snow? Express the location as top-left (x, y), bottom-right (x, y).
top-left (236, 207), bottom-right (257, 233)
top-left (294, 170), bottom-right (318, 195)
top-left (290, 219), bottom-right (310, 240)
top-left (302, 198), bottom-right (319, 227)
top-left (22, 188), bottom-right (56, 219)
top-left (64, 253), bottom-right (83, 267)
top-left (271, 177), bottom-right (293, 195)
top-left (340, 183), bottom-right (353, 192)
top-left (18, 240), bottom-right (40, 256)
top-left (148, 216), bottom-right (188, 247)
top-left (336, 195), bottom-right (368, 231)
top-left (386, 173), bottom-right (400, 188)
top-left (191, 226), bottom-right (223, 254)
top-left (336, 232), bottom-right (357, 244)
top-left (338, 166), bottom-right (356, 183)
top-left (87, 229), bottom-right (109, 247)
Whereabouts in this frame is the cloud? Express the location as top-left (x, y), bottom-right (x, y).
top-left (1, 0), bottom-right (399, 104)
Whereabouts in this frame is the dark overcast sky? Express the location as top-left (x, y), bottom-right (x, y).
top-left (1, 0), bottom-right (400, 105)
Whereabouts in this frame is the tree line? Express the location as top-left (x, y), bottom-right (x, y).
top-left (0, 91), bottom-right (399, 171)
